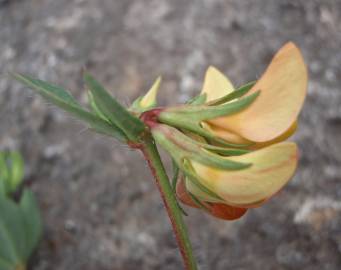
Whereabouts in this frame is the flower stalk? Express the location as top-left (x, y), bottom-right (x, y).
top-left (140, 134), bottom-right (197, 270)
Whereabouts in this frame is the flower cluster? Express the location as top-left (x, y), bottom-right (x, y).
top-left (143, 42), bottom-right (308, 220)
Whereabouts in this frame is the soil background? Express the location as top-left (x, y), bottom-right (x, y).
top-left (1, 0), bottom-right (341, 269)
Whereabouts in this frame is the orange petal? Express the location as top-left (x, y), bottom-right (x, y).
top-left (176, 176), bottom-right (198, 208)
top-left (189, 142), bottom-right (298, 207)
top-left (208, 42), bottom-right (307, 142)
top-left (176, 177), bottom-right (247, 220)
top-left (249, 121), bottom-right (297, 150)
top-left (205, 203), bottom-right (247, 220)
top-left (201, 66), bottom-right (235, 102)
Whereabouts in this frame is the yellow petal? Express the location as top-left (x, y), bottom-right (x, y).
top-left (208, 42), bottom-right (308, 142)
top-left (140, 76), bottom-right (161, 108)
top-left (249, 121), bottom-right (297, 150)
top-left (201, 66), bottom-right (235, 102)
top-left (188, 142), bottom-right (298, 207)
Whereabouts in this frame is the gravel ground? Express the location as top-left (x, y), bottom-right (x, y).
top-left (0, 0), bottom-right (341, 269)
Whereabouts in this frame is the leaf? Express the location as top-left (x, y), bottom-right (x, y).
top-left (0, 153), bottom-right (10, 195)
top-left (87, 90), bottom-right (110, 122)
top-left (12, 73), bottom-right (126, 142)
top-left (19, 189), bottom-right (42, 260)
top-left (84, 73), bottom-right (145, 142)
top-left (7, 152), bottom-right (24, 193)
top-left (0, 195), bottom-right (26, 265)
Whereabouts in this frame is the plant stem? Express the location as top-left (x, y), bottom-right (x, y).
top-left (141, 136), bottom-right (198, 270)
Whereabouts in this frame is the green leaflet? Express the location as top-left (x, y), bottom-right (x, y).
top-left (87, 90), bottom-right (110, 122)
top-left (207, 81), bottom-right (256, 106)
top-left (7, 152), bottom-right (24, 194)
top-left (0, 191), bottom-right (42, 269)
top-left (0, 153), bottom-right (10, 196)
top-left (19, 189), bottom-right (42, 261)
top-left (0, 196), bottom-right (26, 267)
top-left (84, 73), bottom-right (146, 142)
top-left (12, 73), bottom-right (126, 142)
top-left (0, 152), bottom-right (24, 196)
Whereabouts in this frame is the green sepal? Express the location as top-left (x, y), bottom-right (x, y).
top-left (12, 73), bottom-right (126, 142)
top-left (163, 90), bottom-right (259, 121)
top-left (84, 73), bottom-right (146, 142)
top-left (188, 191), bottom-right (211, 212)
top-left (171, 159), bottom-right (179, 192)
top-left (187, 93), bottom-right (207, 105)
top-left (153, 124), bottom-right (251, 170)
top-left (207, 81), bottom-right (256, 106)
top-left (200, 144), bottom-right (250, 156)
top-left (158, 112), bottom-right (252, 148)
top-left (151, 125), bottom-right (251, 202)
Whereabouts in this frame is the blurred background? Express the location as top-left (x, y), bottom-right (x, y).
top-left (0, 0), bottom-right (340, 269)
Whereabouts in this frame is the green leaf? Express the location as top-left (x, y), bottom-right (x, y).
top-left (19, 189), bottom-right (42, 260)
top-left (12, 73), bottom-right (126, 142)
top-left (84, 73), bottom-right (146, 142)
top-left (7, 152), bottom-right (24, 194)
top-left (0, 153), bottom-right (10, 195)
top-left (0, 195), bottom-right (26, 265)
top-left (87, 90), bottom-right (110, 122)
top-left (207, 81), bottom-right (256, 106)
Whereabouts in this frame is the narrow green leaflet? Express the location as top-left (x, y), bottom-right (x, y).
top-left (7, 152), bottom-right (24, 193)
top-left (12, 73), bottom-right (126, 142)
top-left (84, 73), bottom-right (146, 142)
top-left (0, 153), bottom-right (9, 195)
top-left (19, 189), bottom-right (42, 261)
top-left (207, 81), bottom-right (256, 106)
top-left (87, 90), bottom-right (110, 122)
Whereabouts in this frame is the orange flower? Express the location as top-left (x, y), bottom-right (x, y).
top-left (202, 42), bottom-right (307, 146)
top-left (175, 142), bottom-right (297, 220)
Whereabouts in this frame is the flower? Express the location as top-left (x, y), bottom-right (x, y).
top-left (202, 42), bottom-right (307, 146)
top-left (149, 42), bottom-right (307, 220)
top-left (151, 124), bottom-right (298, 220)
top-left (176, 142), bottom-right (297, 220)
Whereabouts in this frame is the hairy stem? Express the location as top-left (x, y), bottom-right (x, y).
top-left (141, 136), bottom-right (197, 270)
